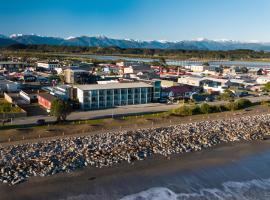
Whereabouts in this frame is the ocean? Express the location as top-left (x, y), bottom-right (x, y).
top-left (56, 146), bottom-right (270, 200)
top-left (120, 150), bottom-right (270, 200)
top-left (120, 179), bottom-right (270, 200)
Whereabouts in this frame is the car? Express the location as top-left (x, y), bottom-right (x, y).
top-left (36, 119), bottom-right (46, 126)
top-left (158, 98), bottom-right (168, 103)
top-left (205, 96), bottom-right (215, 102)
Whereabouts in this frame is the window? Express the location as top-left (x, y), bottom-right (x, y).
top-left (107, 90), bottom-right (112, 95)
top-left (121, 89), bottom-right (127, 94)
top-left (92, 90), bottom-right (98, 96)
top-left (99, 96), bottom-right (104, 101)
top-left (128, 88), bottom-right (133, 94)
top-left (99, 90), bottom-right (105, 95)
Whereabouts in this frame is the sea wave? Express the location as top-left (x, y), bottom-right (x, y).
top-left (120, 178), bottom-right (270, 200)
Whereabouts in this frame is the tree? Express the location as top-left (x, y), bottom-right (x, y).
top-left (59, 74), bottom-right (65, 84)
top-left (235, 98), bottom-right (252, 109)
top-left (217, 89), bottom-right (234, 101)
top-left (159, 57), bottom-right (166, 66)
top-left (203, 62), bottom-right (210, 66)
top-left (51, 99), bottom-right (71, 122)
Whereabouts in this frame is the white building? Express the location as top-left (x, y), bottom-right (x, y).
top-left (256, 76), bottom-right (270, 85)
top-left (75, 82), bottom-right (160, 110)
top-left (123, 66), bottom-right (134, 74)
top-left (178, 76), bottom-right (204, 87)
top-left (203, 77), bottom-right (230, 93)
top-left (37, 62), bottom-right (59, 71)
top-left (190, 65), bottom-right (209, 72)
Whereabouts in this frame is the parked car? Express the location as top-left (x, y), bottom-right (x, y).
top-left (36, 119), bottom-right (46, 126)
top-left (158, 98), bottom-right (168, 103)
top-left (205, 96), bottom-right (215, 102)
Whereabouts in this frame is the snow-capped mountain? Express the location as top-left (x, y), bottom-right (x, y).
top-left (1, 33), bottom-right (270, 51)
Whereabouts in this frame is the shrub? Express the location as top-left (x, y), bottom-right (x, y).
top-left (219, 104), bottom-right (229, 112)
top-left (200, 103), bottom-right (211, 114)
top-left (261, 101), bottom-right (270, 106)
top-left (235, 98), bottom-right (252, 109)
top-left (226, 101), bottom-right (239, 111)
top-left (209, 105), bottom-right (221, 113)
top-left (172, 105), bottom-right (192, 116)
top-left (217, 89), bottom-right (234, 101)
top-left (191, 105), bottom-right (202, 115)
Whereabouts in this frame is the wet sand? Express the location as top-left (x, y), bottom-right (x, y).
top-left (2, 139), bottom-right (270, 200)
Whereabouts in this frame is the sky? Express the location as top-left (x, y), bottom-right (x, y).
top-left (1, 0), bottom-right (270, 42)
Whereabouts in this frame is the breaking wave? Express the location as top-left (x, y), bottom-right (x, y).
top-left (120, 178), bottom-right (270, 200)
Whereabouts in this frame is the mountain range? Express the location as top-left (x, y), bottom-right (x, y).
top-left (1, 34), bottom-right (270, 51)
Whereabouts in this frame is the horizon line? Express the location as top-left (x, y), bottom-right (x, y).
top-left (1, 33), bottom-right (268, 44)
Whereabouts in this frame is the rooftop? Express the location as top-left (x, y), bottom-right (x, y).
top-left (75, 82), bottom-right (152, 91)
top-left (0, 62), bottom-right (26, 65)
top-left (38, 93), bottom-right (57, 102)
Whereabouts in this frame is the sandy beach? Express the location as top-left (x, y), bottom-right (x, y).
top-left (2, 138), bottom-right (270, 200)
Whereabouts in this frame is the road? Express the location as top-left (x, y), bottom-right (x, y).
top-left (9, 95), bottom-right (270, 126)
top-left (11, 103), bottom-right (179, 125)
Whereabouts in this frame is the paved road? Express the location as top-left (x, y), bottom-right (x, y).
top-left (11, 103), bottom-right (179, 125)
top-left (9, 96), bottom-right (270, 126)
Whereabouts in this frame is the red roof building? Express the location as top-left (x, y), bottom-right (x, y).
top-left (37, 93), bottom-right (57, 111)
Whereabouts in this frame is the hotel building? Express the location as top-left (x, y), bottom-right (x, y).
top-left (75, 82), bottom-right (161, 110)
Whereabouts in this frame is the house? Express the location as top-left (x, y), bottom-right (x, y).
top-left (48, 85), bottom-right (74, 101)
top-left (256, 76), bottom-right (270, 85)
top-left (64, 68), bottom-right (99, 84)
top-left (0, 80), bottom-right (19, 93)
top-left (0, 61), bottom-right (26, 73)
top-left (4, 92), bottom-right (28, 105)
top-left (37, 93), bottom-right (57, 112)
top-left (118, 61), bottom-right (152, 75)
top-left (178, 76), bottom-right (204, 87)
top-left (19, 90), bottom-right (41, 103)
top-left (190, 65), bottom-right (209, 72)
top-left (162, 85), bottom-right (200, 100)
top-left (161, 80), bottom-right (178, 88)
top-left (203, 77), bottom-right (230, 93)
top-left (230, 79), bottom-right (255, 88)
top-left (248, 68), bottom-right (263, 76)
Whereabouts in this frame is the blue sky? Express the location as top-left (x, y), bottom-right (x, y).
top-left (1, 0), bottom-right (270, 41)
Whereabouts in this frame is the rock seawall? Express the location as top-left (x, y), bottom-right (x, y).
top-left (1, 114), bottom-right (270, 185)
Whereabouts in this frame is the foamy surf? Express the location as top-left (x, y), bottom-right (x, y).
top-left (120, 178), bottom-right (270, 200)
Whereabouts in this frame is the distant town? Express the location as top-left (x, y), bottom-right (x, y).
top-left (1, 52), bottom-right (270, 125)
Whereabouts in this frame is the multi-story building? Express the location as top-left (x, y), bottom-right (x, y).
top-left (75, 82), bottom-right (160, 110)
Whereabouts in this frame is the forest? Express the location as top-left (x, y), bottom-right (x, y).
top-left (1, 44), bottom-right (270, 61)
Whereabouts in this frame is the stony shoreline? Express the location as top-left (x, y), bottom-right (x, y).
top-left (1, 114), bottom-right (270, 185)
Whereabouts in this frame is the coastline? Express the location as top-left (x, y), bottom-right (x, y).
top-left (1, 139), bottom-right (270, 200)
